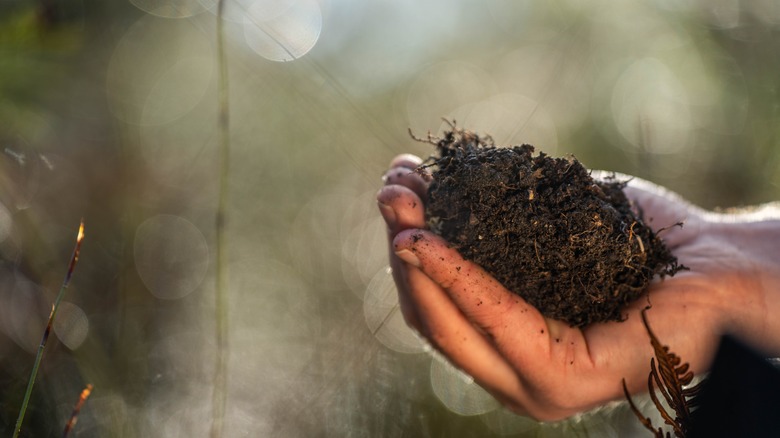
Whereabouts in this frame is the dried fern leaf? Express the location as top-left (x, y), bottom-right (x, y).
top-left (623, 308), bottom-right (704, 438)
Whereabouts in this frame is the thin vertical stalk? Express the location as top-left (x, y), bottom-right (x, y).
top-left (62, 383), bottom-right (93, 438)
top-left (13, 220), bottom-right (85, 438)
top-left (210, 1), bottom-right (230, 437)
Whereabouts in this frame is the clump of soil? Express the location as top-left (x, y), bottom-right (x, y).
top-left (419, 127), bottom-right (683, 327)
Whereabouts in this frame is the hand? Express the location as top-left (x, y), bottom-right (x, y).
top-left (377, 154), bottom-right (780, 421)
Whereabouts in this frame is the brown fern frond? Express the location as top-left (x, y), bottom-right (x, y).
top-left (623, 307), bottom-right (704, 437)
top-left (648, 364), bottom-right (684, 437)
top-left (622, 378), bottom-right (665, 438)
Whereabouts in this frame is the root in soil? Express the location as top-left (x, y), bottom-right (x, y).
top-left (418, 125), bottom-right (683, 327)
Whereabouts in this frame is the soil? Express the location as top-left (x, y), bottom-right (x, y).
top-left (419, 127), bottom-right (683, 327)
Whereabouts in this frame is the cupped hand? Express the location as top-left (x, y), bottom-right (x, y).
top-left (377, 154), bottom-right (779, 421)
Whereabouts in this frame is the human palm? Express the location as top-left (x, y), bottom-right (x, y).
top-left (377, 154), bottom-right (780, 421)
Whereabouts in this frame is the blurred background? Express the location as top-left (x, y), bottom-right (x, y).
top-left (1, 0), bottom-right (779, 436)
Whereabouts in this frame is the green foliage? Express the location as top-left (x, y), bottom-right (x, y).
top-left (0, 5), bottom-right (82, 141)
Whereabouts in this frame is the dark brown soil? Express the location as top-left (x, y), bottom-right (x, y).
top-left (420, 128), bottom-right (683, 327)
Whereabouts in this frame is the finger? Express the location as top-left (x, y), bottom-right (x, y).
top-left (389, 153), bottom-right (422, 170)
top-left (378, 185), bottom-right (427, 330)
top-left (402, 263), bottom-right (526, 408)
top-left (376, 185), bottom-right (426, 234)
top-left (383, 167), bottom-right (430, 201)
top-left (389, 252), bottom-right (422, 331)
top-left (392, 229), bottom-right (551, 363)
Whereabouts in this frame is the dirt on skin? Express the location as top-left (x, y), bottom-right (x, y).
top-left (418, 127), bottom-right (683, 327)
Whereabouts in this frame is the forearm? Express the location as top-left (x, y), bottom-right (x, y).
top-left (709, 210), bottom-right (780, 356)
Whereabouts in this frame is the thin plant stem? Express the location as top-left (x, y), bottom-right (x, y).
top-left (62, 383), bottom-right (93, 438)
top-left (210, 1), bottom-right (231, 437)
top-left (13, 219), bottom-right (85, 438)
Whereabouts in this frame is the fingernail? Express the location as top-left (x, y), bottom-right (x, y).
top-left (394, 249), bottom-right (421, 267)
top-left (377, 201), bottom-right (397, 227)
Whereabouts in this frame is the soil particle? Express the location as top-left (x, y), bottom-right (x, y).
top-left (420, 127), bottom-right (683, 327)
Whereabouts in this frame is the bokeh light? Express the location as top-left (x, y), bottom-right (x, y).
top-left (134, 214), bottom-right (209, 300)
top-left (363, 266), bottom-right (426, 354)
top-left (480, 408), bottom-right (539, 436)
top-left (429, 353), bottom-right (500, 416)
top-left (340, 190), bottom-right (389, 298)
top-left (52, 301), bottom-right (89, 350)
top-left (8, 278), bottom-right (48, 353)
top-left (243, 0), bottom-right (322, 61)
top-left (405, 61), bottom-right (498, 136)
top-left (106, 15), bottom-right (213, 126)
top-left (611, 57), bottom-right (692, 154)
top-left (197, 0), bottom-right (254, 23)
top-left (129, 0), bottom-right (209, 18)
